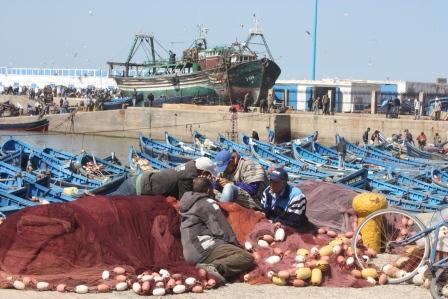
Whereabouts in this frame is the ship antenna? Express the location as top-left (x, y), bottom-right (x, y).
top-left (250, 14), bottom-right (262, 35)
top-left (197, 24), bottom-right (209, 49)
top-left (245, 14), bottom-right (273, 60)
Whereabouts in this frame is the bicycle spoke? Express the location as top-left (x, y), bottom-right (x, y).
top-left (352, 208), bottom-right (429, 284)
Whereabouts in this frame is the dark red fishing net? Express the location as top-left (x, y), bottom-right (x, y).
top-left (0, 181), bottom-right (368, 290)
top-left (299, 180), bottom-right (358, 233)
top-left (0, 195), bottom-right (198, 289)
top-left (242, 222), bottom-right (370, 287)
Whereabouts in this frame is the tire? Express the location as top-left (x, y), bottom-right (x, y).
top-left (352, 208), bottom-right (430, 284)
top-left (430, 268), bottom-right (448, 299)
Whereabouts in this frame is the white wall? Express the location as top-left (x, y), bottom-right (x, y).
top-left (297, 85), bottom-right (308, 111)
top-left (339, 87), bottom-right (353, 112)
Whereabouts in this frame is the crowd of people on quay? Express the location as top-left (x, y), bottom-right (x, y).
top-left (239, 91), bottom-right (287, 114)
top-left (361, 126), bottom-right (447, 152)
top-left (381, 96), bottom-right (446, 121)
top-left (0, 84), bottom-right (130, 117)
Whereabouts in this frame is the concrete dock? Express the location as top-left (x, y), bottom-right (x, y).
top-left (41, 107), bottom-right (448, 145)
top-left (0, 95), bottom-right (446, 145)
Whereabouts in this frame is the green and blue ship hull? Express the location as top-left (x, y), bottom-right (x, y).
top-left (113, 58), bottom-right (281, 106)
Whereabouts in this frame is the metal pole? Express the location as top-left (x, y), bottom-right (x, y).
top-left (311, 0), bottom-right (318, 80)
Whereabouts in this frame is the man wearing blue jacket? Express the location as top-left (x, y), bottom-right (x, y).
top-left (261, 167), bottom-right (311, 231)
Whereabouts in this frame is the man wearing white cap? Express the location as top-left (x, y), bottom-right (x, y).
top-left (109, 157), bottom-right (217, 199)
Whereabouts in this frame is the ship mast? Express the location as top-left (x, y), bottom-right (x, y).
top-left (244, 15), bottom-right (273, 60)
top-left (196, 24), bottom-right (208, 49)
top-left (124, 34), bottom-right (156, 75)
top-left (107, 33), bottom-right (173, 76)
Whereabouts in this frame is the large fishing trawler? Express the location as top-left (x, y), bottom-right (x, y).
top-left (107, 18), bottom-right (281, 105)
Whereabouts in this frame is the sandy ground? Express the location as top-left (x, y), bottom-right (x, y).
top-left (0, 283), bottom-right (433, 299)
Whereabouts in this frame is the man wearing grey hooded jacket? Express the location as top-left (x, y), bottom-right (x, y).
top-left (180, 177), bottom-right (254, 283)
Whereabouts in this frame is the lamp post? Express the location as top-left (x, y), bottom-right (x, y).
top-left (311, 0), bottom-right (318, 80)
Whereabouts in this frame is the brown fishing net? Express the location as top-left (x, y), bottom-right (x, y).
top-left (0, 181), bottom-right (370, 292)
top-left (242, 221), bottom-right (370, 287)
top-left (299, 180), bottom-right (357, 233)
top-left (0, 195), bottom-right (198, 289)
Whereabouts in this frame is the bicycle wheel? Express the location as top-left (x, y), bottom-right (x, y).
top-left (430, 267), bottom-right (448, 299)
top-left (352, 208), bottom-right (430, 284)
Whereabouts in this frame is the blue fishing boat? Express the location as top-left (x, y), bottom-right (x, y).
top-left (41, 147), bottom-right (75, 162)
top-left (406, 142), bottom-right (448, 161)
top-left (164, 131), bottom-right (218, 157)
top-left (392, 173), bottom-right (448, 196)
top-left (75, 151), bottom-right (129, 179)
top-left (341, 184), bottom-right (439, 212)
top-left (291, 142), bottom-right (360, 171)
top-left (336, 168), bottom-right (369, 189)
top-left (0, 160), bottom-right (75, 203)
top-left (248, 140), bottom-right (334, 178)
top-left (281, 132), bottom-right (318, 148)
top-left (192, 130), bottom-right (221, 151)
top-left (0, 118), bottom-right (49, 132)
top-left (1, 138), bottom-right (127, 195)
top-left (0, 190), bottom-right (37, 215)
top-left (241, 134), bottom-right (290, 155)
top-left (367, 177), bottom-right (444, 207)
top-left (313, 142), bottom-right (389, 169)
top-left (42, 147), bottom-right (129, 180)
top-left (431, 169), bottom-right (448, 189)
top-left (217, 134), bottom-right (251, 155)
top-left (165, 132), bottom-right (194, 149)
top-left (339, 136), bottom-right (423, 168)
top-left (102, 97), bottom-right (133, 110)
top-left (140, 134), bottom-right (204, 159)
top-left (129, 145), bottom-right (172, 173)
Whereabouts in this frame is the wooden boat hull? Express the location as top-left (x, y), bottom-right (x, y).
top-left (102, 97), bottom-right (133, 110)
top-left (0, 118), bottom-right (49, 132)
top-left (406, 142), bottom-right (448, 161)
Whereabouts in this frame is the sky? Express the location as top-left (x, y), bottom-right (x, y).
top-left (0, 0), bottom-right (446, 82)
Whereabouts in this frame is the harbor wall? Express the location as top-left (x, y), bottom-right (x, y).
top-left (288, 113), bottom-right (446, 145)
top-left (1, 107), bottom-right (446, 146)
top-left (44, 108), bottom-right (287, 143)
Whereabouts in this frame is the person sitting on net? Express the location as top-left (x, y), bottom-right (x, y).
top-left (180, 177), bottom-right (254, 284)
top-left (214, 150), bottom-right (268, 210)
top-left (261, 168), bottom-right (313, 232)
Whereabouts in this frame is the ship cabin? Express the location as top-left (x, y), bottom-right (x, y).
top-left (198, 46), bottom-right (232, 70)
top-left (229, 52), bottom-right (257, 64)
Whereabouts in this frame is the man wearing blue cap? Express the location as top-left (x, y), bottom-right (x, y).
top-left (214, 150), bottom-right (268, 210)
top-left (261, 167), bottom-right (310, 230)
